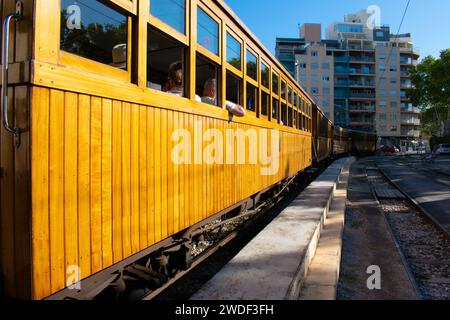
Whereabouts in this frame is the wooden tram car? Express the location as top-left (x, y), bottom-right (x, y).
top-left (0, 0), bottom-right (375, 300)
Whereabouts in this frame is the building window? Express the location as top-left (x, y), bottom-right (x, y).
top-left (311, 88), bottom-right (319, 94)
top-left (246, 50), bottom-right (258, 81)
top-left (311, 51), bottom-right (318, 57)
top-left (197, 7), bottom-right (219, 55)
top-left (60, 0), bottom-right (129, 69)
top-left (323, 76), bottom-right (330, 82)
top-left (151, 0), bottom-right (186, 34)
top-left (379, 65), bottom-right (386, 72)
top-left (147, 26), bottom-right (187, 94)
top-left (311, 74), bottom-right (319, 81)
top-left (376, 31), bottom-right (384, 37)
top-left (311, 63), bottom-right (318, 70)
top-left (226, 33), bottom-right (241, 70)
top-left (323, 87), bottom-right (330, 95)
top-left (322, 63), bottom-right (330, 70)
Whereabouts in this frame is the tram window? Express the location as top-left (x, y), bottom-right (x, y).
top-left (261, 63), bottom-right (270, 89)
top-left (294, 110), bottom-right (298, 128)
top-left (150, 0), bottom-right (186, 34)
top-left (227, 33), bottom-right (242, 70)
top-left (246, 83), bottom-right (258, 112)
top-left (147, 26), bottom-right (186, 96)
top-left (261, 92), bottom-right (269, 117)
top-left (294, 93), bottom-right (298, 108)
top-left (197, 54), bottom-right (220, 107)
top-left (288, 87), bottom-right (293, 104)
top-left (281, 103), bottom-right (287, 125)
top-left (272, 98), bottom-right (279, 120)
top-left (246, 50), bottom-right (258, 81)
top-left (60, 0), bottom-right (128, 69)
top-left (226, 72), bottom-right (242, 105)
top-left (281, 81), bottom-right (286, 100)
top-left (288, 107), bottom-right (293, 127)
top-left (197, 7), bottom-right (219, 56)
top-left (272, 74), bottom-right (279, 95)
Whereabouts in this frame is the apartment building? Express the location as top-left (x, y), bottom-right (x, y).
top-left (276, 10), bottom-right (421, 148)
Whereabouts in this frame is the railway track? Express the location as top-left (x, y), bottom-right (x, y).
top-left (366, 161), bottom-right (450, 300)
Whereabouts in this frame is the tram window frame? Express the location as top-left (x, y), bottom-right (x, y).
top-left (272, 97), bottom-right (279, 123)
top-left (246, 48), bottom-right (258, 82)
top-left (59, 0), bottom-right (133, 81)
top-left (261, 61), bottom-right (270, 90)
top-left (150, 0), bottom-right (187, 35)
top-left (288, 87), bottom-right (293, 105)
top-left (246, 82), bottom-right (258, 115)
top-left (261, 91), bottom-right (270, 119)
top-left (272, 72), bottom-right (279, 96)
top-left (226, 30), bottom-right (243, 73)
top-left (196, 4), bottom-right (221, 63)
top-left (146, 25), bottom-right (188, 97)
top-left (288, 106), bottom-right (293, 127)
top-left (281, 80), bottom-right (287, 101)
top-left (196, 53), bottom-right (221, 108)
top-left (281, 102), bottom-right (287, 126)
top-left (226, 71), bottom-right (243, 107)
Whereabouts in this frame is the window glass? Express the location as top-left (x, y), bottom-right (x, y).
top-left (294, 93), bottom-right (298, 108)
top-left (60, 0), bottom-right (128, 69)
top-left (288, 107), bottom-right (293, 127)
top-left (261, 63), bottom-right (270, 88)
top-left (246, 50), bottom-right (258, 81)
top-left (197, 7), bottom-right (219, 55)
top-left (281, 81), bottom-right (286, 100)
top-left (197, 54), bottom-right (220, 107)
top-left (226, 33), bottom-right (241, 70)
top-left (150, 0), bottom-right (186, 34)
top-left (281, 103), bottom-right (287, 125)
top-left (272, 98), bottom-right (279, 120)
top-left (226, 72), bottom-right (242, 105)
top-left (294, 110), bottom-right (298, 128)
top-left (272, 73), bottom-right (279, 95)
top-left (246, 83), bottom-right (258, 112)
top-left (147, 26), bottom-right (186, 95)
top-left (261, 92), bottom-right (269, 116)
top-left (288, 87), bottom-right (293, 104)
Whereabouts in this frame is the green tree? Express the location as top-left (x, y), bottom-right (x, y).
top-left (409, 49), bottom-right (450, 136)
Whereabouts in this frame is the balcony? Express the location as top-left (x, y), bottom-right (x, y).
top-left (348, 45), bottom-right (375, 51)
top-left (348, 68), bottom-right (376, 76)
top-left (349, 104), bottom-right (376, 112)
top-left (349, 81), bottom-right (376, 88)
top-left (349, 92), bottom-right (376, 99)
top-left (401, 105), bottom-right (420, 114)
top-left (401, 129), bottom-right (421, 138)
top-left (349, 56), bottom-right (376, 63)
top-left (334, 56), bottom-right (350, 63)
top-left (400, 81), bottom-right (413, 89)
top-left (401, 118), bottom-right (421, 126)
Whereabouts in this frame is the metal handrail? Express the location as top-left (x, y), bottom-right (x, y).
top-left (2, 1), bottom-right (23, 146)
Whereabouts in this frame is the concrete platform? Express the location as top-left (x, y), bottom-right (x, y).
top-left (191, 158), bottom-right (353, 300)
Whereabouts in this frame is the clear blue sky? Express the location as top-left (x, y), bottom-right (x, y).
top-left (225, 0), bottom-right (450, 61)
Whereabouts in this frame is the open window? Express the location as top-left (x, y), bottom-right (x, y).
top-left (261, 92), bottom-right (269, 118)
top-left (281, 103), bottom-right (287, 125)
top-left (246, 83), bottom-right (258, 113)
top-left (272, 97), bottom-right (279, 122)
top-left (197, 54), bottom-right (220, 107)
top-left (226, 71), bottom-right (243, 105)
top-left (147, 26), bottom-right (187, 95)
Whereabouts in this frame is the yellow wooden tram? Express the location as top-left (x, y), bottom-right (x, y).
top-left (1, 0), bottom-right (316, 299)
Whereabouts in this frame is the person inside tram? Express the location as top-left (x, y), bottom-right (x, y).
top-left (201, 79), bottom-right (246, 117)
top-left (165, 61), bottom-right (201, 102)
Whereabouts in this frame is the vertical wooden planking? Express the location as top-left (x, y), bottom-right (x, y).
top-left (139, 106), bottom-right (148, 249)
top-left (64, 92), bottom-right (79, 282)
top-left (153, 108), bottom-right (162, 242)
top-left (167, 111), bottom-right (174, 236)
top-left (31, 87), bottom-right (51, 299)
top-left (188, 113), bottom-right (194, 225)
top-left (178, 112), bottom-right (185, 230)
top-left (90, 97), bottom-right (103, 273)
top-left (130, 104), bottom-right (140, 254)
top-left (78, 94), bottom-right (91, 277)
top-left (101, 99), bottom-right (113, 267)
top-left (172, 112), bottom-right (180, 233)
top-left (202, 118), bottom-right (207, 220)
top-left (160, 109), bottom-right (168, 238)
top-left (49, 89), bottom-right (65, 293)
top-left (1, 86), bottom-right (15, 297)
top-left (147, 108), bottom-right (155, 245)
top-left (112, 101), bottom-right (123, 263)
top-left (121, 103), bottom-right (132, 257)
top-left (13, 86), bottom-right (31, 298)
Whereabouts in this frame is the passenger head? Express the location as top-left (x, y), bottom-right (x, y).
top-left (167, 61), bottom-right (183, 90)
top-left (203, 79), bottom-right (217, 99)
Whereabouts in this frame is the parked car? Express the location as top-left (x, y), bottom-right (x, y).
top-left (435, 144), bottom-right (450, 155)
top-left (380, 145), bottom-right (400, 153)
